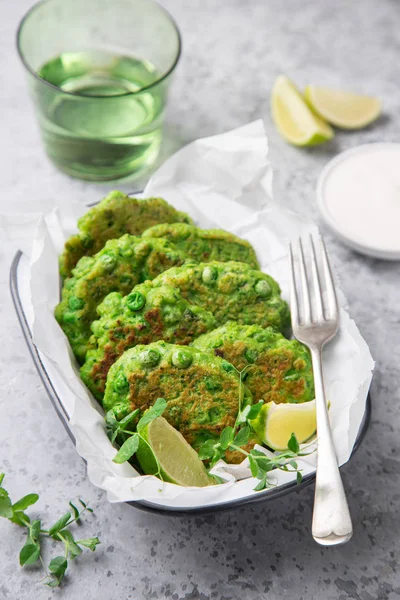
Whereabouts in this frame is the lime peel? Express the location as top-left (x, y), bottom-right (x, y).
top-left (271, 75), bottom-right (334, 146)
top-left (250, 399), bottom-right (317, 451)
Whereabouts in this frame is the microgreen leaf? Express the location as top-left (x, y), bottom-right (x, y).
top-left (112, 433), bottom-right (139, 464)
top-left (19, 543), bottom-right (41, 566)
top-left (254, 477), bottom-right (268, 492)
top-left (59, 530), bottom-right (82, 559)
top-left (77, 537), bottom-right (101, 551)
top-left (10, 511), bottom-right (30, 527)
top-left (296, 471), bottom-right (303, 484)
top-left (236, 404), bottom-right (251, 425)
top-left (246, 401), bottom-right (264, 421)
top-left (0, 473), bottom-right (5, 487)
top-left (198, 439), bottom-right (218, 460)
top-left (288, 433), bottom-right (300, 454)
top-left (79, 499), bottom-right (87, 509)
top-left (13, 494), bottom-right (39, 512)
top-left (219, 427), bottom-right (234, 451)
top-left (48, 513), bottom-right (71, 537)
top-left (69, 502), bottom-right (80, 521)
top-left (233, 425), bottom-right (250, 448)
top-left (46, 556), bottom-right (68, 586)
top-left (0, 496), bottom-right (13, 519)
top-left (118, 409), bottom-right (140, 429)
top-left (137, 398), bottom-right (167, 433)
top-left (30, 520), bottom-right (41, 542)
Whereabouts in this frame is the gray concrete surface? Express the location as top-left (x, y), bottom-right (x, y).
top-left (1, 0), bottom-right (400, 598)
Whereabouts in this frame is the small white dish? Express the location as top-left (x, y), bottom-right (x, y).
top-left (317, 143), bottom-right (400, 260)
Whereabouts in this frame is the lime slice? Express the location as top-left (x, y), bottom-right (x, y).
top-left (136, 417), bottom-right (211, 487)
top-left (271, 75), bottom-right (334, 146)
top-left (305, 85), bottom-right (381, 130)
top-left (250, 400), bottom-right (316, 451)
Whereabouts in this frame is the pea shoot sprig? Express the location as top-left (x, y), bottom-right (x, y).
top-left (106, 397), bottom-right (167, 478)
top-left (0, 473), bottom-right (100, 587)
top-left (198, 366), bottom-right (315, 491)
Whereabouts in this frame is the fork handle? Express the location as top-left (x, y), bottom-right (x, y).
top-left (310, 347), bottom-right (353, 546)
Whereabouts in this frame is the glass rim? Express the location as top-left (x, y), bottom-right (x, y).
top-left (16, 0), bottom-right (182, 99)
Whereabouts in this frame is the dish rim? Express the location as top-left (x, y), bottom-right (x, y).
top-left (9, 250), bottom-right (371, 516)
top-left (316, 142), bottom-right (400, 261)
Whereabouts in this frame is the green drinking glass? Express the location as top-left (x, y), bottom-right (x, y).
top-left (17, 0), bottom-right (181, 181)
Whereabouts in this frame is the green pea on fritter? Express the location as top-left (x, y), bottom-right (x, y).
top-left (192, 322), bottom-right (314, 404)
top-left (142, 223), bottom-right (259, 269)
top-left (55, 235), bottom-right (189, 363)
top-left (59, 191), bottom-right (193, 279)
top-left (151, 261), bottom-right (291, 334)
top-left (80, 282), bottom-right (216, 400)
top-left (103, 341), bottom-right (252, 452)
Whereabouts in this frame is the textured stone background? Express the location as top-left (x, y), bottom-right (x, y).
top-left (1, 0), bottom-right (400, 598)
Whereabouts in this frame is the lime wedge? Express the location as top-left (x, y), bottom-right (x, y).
top-left (304, 85), bottom-right (381, 130)
top-left (136, 417), bottom-right (211, 487)
top-left (271, 75), bottom-right (334, 146)
top-left (250, 400), bottom-right (316, 451)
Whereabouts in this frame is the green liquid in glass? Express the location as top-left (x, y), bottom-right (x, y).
top-left (36, 51), bottom-right (165, 180)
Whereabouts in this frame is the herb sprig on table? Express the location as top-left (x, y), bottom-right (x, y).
top-left (0, 473), bottom-right (100, 587)
top-left (106, 397), bottom-right (167, 478)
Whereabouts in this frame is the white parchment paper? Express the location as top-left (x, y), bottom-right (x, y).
top-left (24, 121), bottom-right (374, 508)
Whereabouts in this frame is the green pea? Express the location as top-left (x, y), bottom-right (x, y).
top-left (202, 266), bottom-right (218, 284)
top-left (114, 373), bottom-right (129, 393)
top-left (244, 348), bottom-right (258, 363)
top-left (126, 291), bottom-right (145, 311)
top-left (62, 312), bottom-right (77, 324)
top-left (221, 361), bottom-right (234, 373)
top-left (172, 349), bottom-right (193, 368)
top-left (100, 254), bottom-right (117, 272)
top-left (68, 296), bottom-right (85, 311)
top-left (139, 348), bottom-right (161, 367)
top-left (255, 279), bottom-right (271, 297)
top-left (205, 378), bottom-right (222, 391)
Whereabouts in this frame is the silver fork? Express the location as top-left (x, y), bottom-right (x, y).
top-left (289, 234), bottom-right (353, 546)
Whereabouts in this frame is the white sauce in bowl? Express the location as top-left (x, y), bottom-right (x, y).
top-left (317, 143), bottom-right (400, 259)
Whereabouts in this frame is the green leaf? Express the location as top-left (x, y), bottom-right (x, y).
top-left (118, 409), bottom-right (140, 429)
top-left (59, 530), bottom-right (82, 559)
top-left (246, 401), bottom-right (264, 421)
top-left (77, 537), bottom-right (101, 551)
top-left (198, 439), bottom-right (217, 461)
top-left (0, 488), bottom-right (9, 499)
top-left (211, 446), bottom-right (224, 465)
top-left (137, 398), bottom-right (167, 432)
top-left (0, 496), bottom-right (13, 519)
top-left (236, 404), bottom-right (251, 425)
top-left (248, 455), bottom-right (260, 478)
top-left (30, 520), bottom-right (41, 542)
top-left (219, 427), bottom-right (234, 451)
top-left (19, 543), bottom-right (40, 566)
top-left (46, 580), bottom-right (61, 588)
top-left (13, 494), bottom-right (39, 512)
top-left (112, 434), bottom-right (139, 464)
top-left (296, 471), bottom-right (303, 484)
top-left (289, 460), bottom-right (298, 470)
top-left (48, 556), bottom-right (68, 581)
top-left (254, 477), bottom-right (268, 492)
top-left (48, 512), bottom-right (71, 536)
top-left (233, 425), bottom-right (250, 448)
top-left (0, 473), bottom-right (5, 487)
top-left (288, 432), bottom-right (300, 454)
top-left (10, 511), bottom-right (30, 527)
top-left (69, 502), bottom-right (80, 521)
top-left (79, 499), bottom-right (87, 509)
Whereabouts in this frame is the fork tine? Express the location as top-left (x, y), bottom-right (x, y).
top-left (309, 234), bottom-right (325, 322)
top-left (298, 238), bottom-right (312, 325)
top-left (320, 237), bottom-right (339, 321)
top-left (289, 243), bottom-right (299, 327)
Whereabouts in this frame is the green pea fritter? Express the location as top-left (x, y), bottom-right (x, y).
top-left (151, 261), bottom-right (291, 333)
top-left (80, 282), bottom-right (216, 400)
top-left (192, 322), bottom-right (314, 404)
top-left (59, 191), bottom-right (193, 279)
top-left (103, 341), bottom-right (252, 451)
top-left (142, 223), bottom-right (259, 269)
top-left (55, 235), bottom-right (189, 363)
